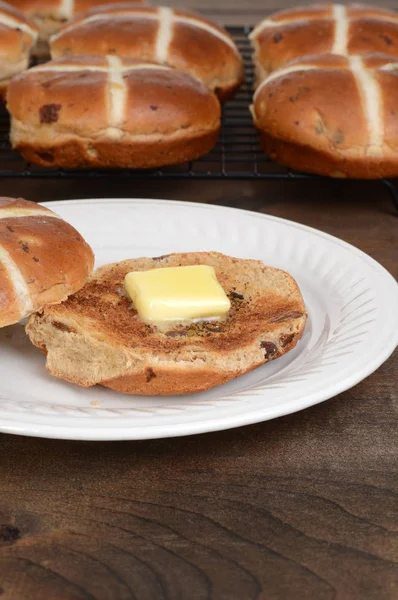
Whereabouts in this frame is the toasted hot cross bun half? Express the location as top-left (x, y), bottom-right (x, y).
top-left (49, 3), bottom-right (244, 100)
top-left (26, 252), bottom-right (307, 395)
top-left (0, 197), bottom-right (94, 328)
top-left (252, 53), bottom-right (398, 178)
top-left (7, 0), bottom-right (143, 55)
top-left (0, 0), bottom-right (38, 99)
top-left (250, 3), bottom-right (398, 83)
top-left (7, 55), bottom-right (221, 169)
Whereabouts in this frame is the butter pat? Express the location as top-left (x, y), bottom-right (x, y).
top-left (124, 265), bottom-right (231, 323)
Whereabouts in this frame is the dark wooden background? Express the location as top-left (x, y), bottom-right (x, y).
top-left (0, 1), bottom-right (397, 598)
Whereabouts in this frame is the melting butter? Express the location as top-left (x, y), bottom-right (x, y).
top-left (124, 265), bottom-right (231, 323)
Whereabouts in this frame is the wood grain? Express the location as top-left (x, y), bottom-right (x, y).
top-left (0, 373), bottom-right (397, 600)
top-left (0, 0), bottom-right (397, 598)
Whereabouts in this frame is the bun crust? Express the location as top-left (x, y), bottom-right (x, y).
top-left (26, 252), bottom-right (307, 395)
top-left (0, 197), bottom-right (94, 327)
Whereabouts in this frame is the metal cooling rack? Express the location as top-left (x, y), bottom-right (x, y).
top-left (0, 25), bottom-right (397, 210)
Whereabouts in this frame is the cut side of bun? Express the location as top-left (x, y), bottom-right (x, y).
top-left (26, 252), bottom-right (307, 395)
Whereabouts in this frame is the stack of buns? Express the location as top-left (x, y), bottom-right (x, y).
top-left (4, 1), bottom-right (243, 169)
top-left (4, 1), bottom-right (398, 176)
top-left (250, 3), bottom-right (398, 178)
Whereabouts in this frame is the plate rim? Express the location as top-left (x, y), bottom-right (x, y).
top-left (0, 197), bottom-right (396, 440)
top-left (41, 197), bottom-right (398, 284)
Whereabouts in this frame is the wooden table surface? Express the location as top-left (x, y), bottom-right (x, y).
top-left (1, 1), bottom-right (398, 599)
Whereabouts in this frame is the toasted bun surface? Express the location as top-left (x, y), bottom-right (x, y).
top-left (0, 197), bottom-right (94, 328)
top-left (7, 55), bottom-right (221, 169)
top-left (26, 252), bottom-right (307, 395)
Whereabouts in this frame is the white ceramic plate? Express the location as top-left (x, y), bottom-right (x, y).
top-left (0, 198), bottom-right (397, 440)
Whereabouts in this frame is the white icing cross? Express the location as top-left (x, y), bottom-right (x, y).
top-left (253, 63), bottom-right (316, 98)
top-left (0, 208), bottom-right (63, 315)
top-left (58, 0), bottom-right (74, 19)
top-left (348, 55), bottom-right (383, 157)
top-left (0, 208), bottom-right (57, 219)
top-left (0, 244), bottom-right (33, 314)
top-left (0, 9), bottom-right (38, 39)
top-left (332, 4), bottom-right (348, 55)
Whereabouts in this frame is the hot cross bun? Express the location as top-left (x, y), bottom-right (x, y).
top-left (7, 55), bottom-right (221, 168)
top-left (251, 52), bottom-right (398, 178)
top-left (0, 196), bottom-right (94, 327)
top-left (50, 3), bottom-right (244, 100)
